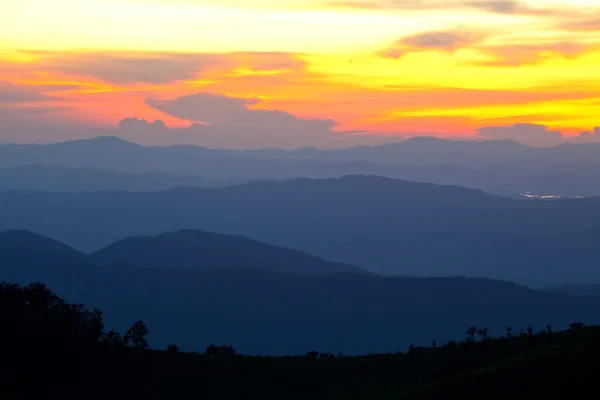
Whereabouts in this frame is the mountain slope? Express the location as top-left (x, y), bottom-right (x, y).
top-left (0, 230), bottom-right (84, 257)
top-left (92, 230), bottom-right (365, 275)
top-left (2, 245), bottom-right (600, 355)
top-left (0, 165), bottom-right (230, 192)
top-left (3, 176), bottom-right (600, 285)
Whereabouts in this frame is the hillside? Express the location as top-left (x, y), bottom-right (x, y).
top-left (0, 229), bottom-right (362, 277)
top-left (92, 230), bottom-right (364, 275)
top-left (544, 284), bottom-right (600, 297)
top-left (3, 280), bottom-right (600, 399)
top-left (2, 238), bottom-right (600, 354)
top-left (4, 136), bottom-right (600, 172)
top-left (0, 165), bottom-right (231, 192)
top-left (2, 176), bottom-right (600, 285)
top-left (0, 230), bottom-right (84, 257)
top-left (5, 137), bottom-right (600, 197)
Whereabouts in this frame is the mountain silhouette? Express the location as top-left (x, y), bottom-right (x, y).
top-left (0, 165), bottom-right (234, 192)
top-left (0, 230), bottom-right (83, 256)
top-left (6, 137), bottom-right (600, 197)
top-left (92, 230), bottom-right (365, 275)
top-left (4, 175), bottom-right (600, 285)
top-left (2, 232), bottom-right (600, 354)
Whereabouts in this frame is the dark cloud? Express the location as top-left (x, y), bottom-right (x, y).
top-left (380, 29), bottom-right (482, 58)
top-left (401, 31), bottom-right (474, 50)
top-left (22, 51), bottom-right (307, 85)
top-left (477, 123), bottom-right (564, 147)
top-left (0, 81), bottom-right (56, 103)
top-left (118, 117), bottom-right (168, 131)
top-left (579, 127), bottom-right (600, 138)
top-left (146, 92), bottom-right (337, 132)
top-left (125, 92), bottom-right (363, 148)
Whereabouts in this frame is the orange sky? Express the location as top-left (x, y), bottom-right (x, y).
top-left (1, 0), bottom-right (600, 148)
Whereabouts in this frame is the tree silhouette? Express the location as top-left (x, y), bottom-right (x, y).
top-left (124, 320), bottom-right (149, 349)
top-left (102, 330), bottom-right (123, 346)
top-left (476, 327), bottom-right (490, 341)
top-left (167, 344), bottom-right (180, 353)
top-left (206, 345), bottom-right (237, 359)
top-left (569, 322), bottom-right (586, 331)
top-left (506, 326), bottom-right (513, 338)
top-left (465, 326), bottom-right (477, 342)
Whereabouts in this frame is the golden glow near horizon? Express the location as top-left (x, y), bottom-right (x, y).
top-left (1, 0), bottom-right (600, 145)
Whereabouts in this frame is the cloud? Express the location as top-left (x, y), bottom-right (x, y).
top-left (146, 92), bottom-right (338, 133)
top-left (329, 0), bottom-right (577, 16)
top-left (0, 81), bottom-right (56, 103)
top-left (111, 92), bottom-right (357, 148)
top-left (562, 19), bottom-right (600, 32)
top-left (579, 127), bottom-right (600, 138)
top-left (478, 42), bottom-right (591, 66)
top-left (477, 123), bottom-right (564, 146)
top-left (380, 29), bottom-right (483, 58)
top-left (20, 51), bottom-right (307, 85)
top-left (118, 117), bottom-right (169, 132)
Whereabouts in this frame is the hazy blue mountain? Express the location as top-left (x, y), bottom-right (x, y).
top-left (2, 176), bottom-right (600, 285)
top-left (4, 136), bottom-right (600, 170)
top-left (0, 165), bottom-right (265, 192)
top-left (5, 163), bottom-right (600, 198)
top-left (2, 234), bottom-right (600, 355)
top-left (0, 229), bottom-right (363, 276)
top-left (5, 137), bottom-right (600, 196)
top-left (544, 284), bottom-right (600, 297)
top-left (0, 230), bottom-right (83, 257)
top-left (92, 230), bottom-right (365, 275)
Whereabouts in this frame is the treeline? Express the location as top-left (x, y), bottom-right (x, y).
top-left (0, 281), bottom-right (240, 357)
top-left (2, 280), bottom-right (600, 399)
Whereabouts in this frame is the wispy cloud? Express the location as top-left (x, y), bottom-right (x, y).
top-left (380, 29), bottom-right (483, 58)
top-left (328, 0), bottom-right (581, 16)
top-left (10, 51), bottom-right (308, 85)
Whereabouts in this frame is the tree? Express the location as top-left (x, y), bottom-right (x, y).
top-left (506, 326), bottom-right (513, 338)
top-left (206, 345), bottom-right (237, 359)
top-left (465, 326), bottom-right (477, 342)
top-left (477, 327), bottom-right (490, 341)
top-left (569, 322), bottom-right (586, 331)
top-left (124, 320), bottom-right (149, 349)
top-left (102, 330), bottom-right (123, 346)
top-left (167, 344), bottom-right (180, 353)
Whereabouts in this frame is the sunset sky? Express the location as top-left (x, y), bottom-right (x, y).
top-left (1, 0), bottom-right (600, 148)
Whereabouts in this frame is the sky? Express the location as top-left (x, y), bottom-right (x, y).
top-left (1, 0), bottom-right (600, 149)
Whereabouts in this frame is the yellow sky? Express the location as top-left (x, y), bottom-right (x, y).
top-left (1, 0), bottom-right (599, 147)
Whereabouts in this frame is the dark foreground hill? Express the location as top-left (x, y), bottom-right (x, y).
top-left (3, 280), bottom-right (600, 399)
top-left (2, 233), bottom-right (600, 354)
top-left (544, 283), bottom-right (600, 297)
top-left (3, 176), bottom-right (600, 285)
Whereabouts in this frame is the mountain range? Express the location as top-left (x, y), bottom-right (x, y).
top-left (0, 229), bottom-right (364, 276)
top-left (2, 229), bottom-right (600, 355)
top-left (2, 175), bottom-right (600, 286)
top-left (5, 136), bottom-right (600, 196)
